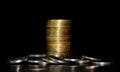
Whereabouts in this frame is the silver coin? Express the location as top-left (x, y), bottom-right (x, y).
top-left (9, 58), bottom-right (24, 64)
top-left (78, 60), bottom-right (90, 64)
top-left (92, 62), bottom-right (111, 66)
top-left (64, 58), bottom-right (79, 62)
top-left (27, 54), bottom-right (46, 57)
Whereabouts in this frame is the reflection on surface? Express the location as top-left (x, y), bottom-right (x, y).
top-left (9, 54), bottom-right (111, 72)
top-left (47, 65), bottom-right (70, 72)
top-left (10, 65), bottom-right (111, 72)
top-left (10, 65), bottom-right (22, 72)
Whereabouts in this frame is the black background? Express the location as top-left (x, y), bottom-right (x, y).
top-left (0, 2), bottom-right (119, 72)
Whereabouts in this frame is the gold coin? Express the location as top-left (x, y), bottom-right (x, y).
top-left (46, 19), bottom-right (71, 57)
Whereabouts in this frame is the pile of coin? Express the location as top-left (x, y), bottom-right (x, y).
top-left (8, 19), bottom-right (111, 72)
top-left (9, 54), bottom-right (111, 72)
top-left (46, 19), bottom-right (71, 57)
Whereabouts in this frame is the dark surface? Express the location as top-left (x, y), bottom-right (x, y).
top-left (8, 65), bottom-right (112, 72)
top-left (0, 2), bottom-right (119, 72)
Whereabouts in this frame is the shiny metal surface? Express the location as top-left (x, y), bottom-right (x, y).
top-left (22, 65), bottom-right (46, 72)
top-left (46, 65), bottom-right (70, 72)
top-left (9, 55), bottom-right (111, 72)
top-left (84, 65), bottom-right (100, 72)
top-left (27, 54), bottom-right (46, 63)
top-left (27, 54), bottom-right (46, 57)
top-left (9, 57), bottom-right (25, 64)
top-left (82, 55), bottom-right (101, 61)
top-left (78, 60), bottom-right (90, 65)
top-left (85, 65), bottom-right (99, 69)
top-left (27, 60), bottom-right (41, 63)
top-left (8, 18), bottom-right (112, 72)
top-left (9, 64), bottom-right (111, 72)
top-left (46, 19), bottom-right (71, 57)
top-left (92, 61), bottom-right (111, 66)
top-left (9, 65), bottom-right (22, 72)
top-left (64, 58), bottom-right (79, 62)
top-left (9, 59), bottom-right (23, 64)
top-left (67, 65), bottom-right (81, 72)
top-left (42, 58), bottom-right (56, 64)
top-left (27, 60), bottom-right (48, 67)
top-left (48, 55), bottom-right (66, 64)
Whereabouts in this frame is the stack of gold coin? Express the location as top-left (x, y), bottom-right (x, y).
top-left (46, 19), bottom-right (71, 57)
